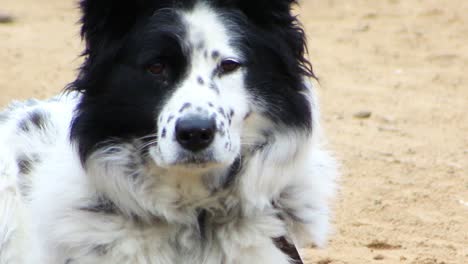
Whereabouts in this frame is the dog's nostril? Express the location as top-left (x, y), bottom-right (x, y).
top-left (178, 131), bottom-right (192, 142)
top-left (175, 116), bottom-right (216, 152)
top-left (200, 131), bottom-right (213, 141)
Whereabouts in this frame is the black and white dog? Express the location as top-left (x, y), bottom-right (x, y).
top-left (0, 0), bottom-right (336, 263)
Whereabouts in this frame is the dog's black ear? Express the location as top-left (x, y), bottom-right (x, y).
top-left (79, 0), bottom-right (155, 56)
top-left (225, 0), bottom-right (314, 77)
top-left (224, 0), bottom-right (299, 26)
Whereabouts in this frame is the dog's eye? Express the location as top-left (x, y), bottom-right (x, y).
top-left (220, 59), bottom-right (241, 74)
top-left (147, 63), bottom-right (166, 75)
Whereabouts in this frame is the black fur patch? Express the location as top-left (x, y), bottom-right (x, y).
top-left (273, 236), bottom-right (303, 264)
top-left (80, 196), bottom-right (118, 214)
top-left (211, 50), bottom-right (220, 59)
top-left (197, 209), bottom-right (207, 239)
top-left (197, 76), bottom-right (205, 85)
top-left (93, 243), bottom-right (112, 256)
top-left (18, 110), bottom-right (49, 132)
top-left (69, 6), bottom-right (191, 162)
top-left (215, 1), bottom-right (314, 130)
top-left (17, 156), bottom-right (34, 175)
top-left (222, 157), bottom-right (242, 189)
top-left (209, 83), bottom-right (220, 94)
top-left (16, 154), bottom-right (40, 197)
top-left (217, 107), bottom-right (225, 117)
top-left (179, 103), bottom-right (192, 113)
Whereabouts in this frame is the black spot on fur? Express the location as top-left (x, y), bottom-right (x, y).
top-left (29, 111), bottom-right (46, 128)
top-left (211, 69), bottom-right (219, 79)
top-left (179, 103), bottom-right (192, 113)
top-left (161, 128), bottom-right (167, 138)
top-left (80, 196), bottom-right (117, 214)
top-left (209, 83), bottom-right (220, 94)
top-left (218, 129), bottom-right (225, 137)
top-left (93, 244), bottom-right (112, 256)
top-left (18, 110), bottom-right (48, 132)
top-left (208, 102), bottom-right (214, 108)
top-left (211, 50), bottom-right (220, 59)
top-left (229, 109), bottom-right (234, 117)
top-left (16, 155), bottom-right (39, 197)
top-left (244, 110), bottom-right (252, 120)
top-left (217, 107), bottom-right (225, 117)
top-left (197, 209), bottom-right (207, 239)
top-left (17, 156), bottom-right (33, 175)
top-left (273, 236), bottom-right (303, 263)
top-left (197, 76), bottom-right (205, 85)
top-left (223, 157), bottom-right (242, 189)
top-left (18, 121), bottom-right (29, 132)
top-left (167, 115), bottom-right (175, 123)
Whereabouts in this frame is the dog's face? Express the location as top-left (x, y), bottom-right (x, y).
top-left (144, 6), bottom-right (249, 169)
top-left (70, 0), bottom-right (314, 176)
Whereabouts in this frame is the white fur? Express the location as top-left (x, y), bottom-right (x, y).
top-left (154, 4), bottom-right (248, 168)
top-left (0, 4), bottom-right (337, 264)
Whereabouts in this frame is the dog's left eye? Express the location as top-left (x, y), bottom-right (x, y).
top-left (220, 59), bottom-right (241, 74)
top-left (147, 62), bottom-right (166, 75)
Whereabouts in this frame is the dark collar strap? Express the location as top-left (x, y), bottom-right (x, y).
top-left (273, 236), bottom-right (304, 264)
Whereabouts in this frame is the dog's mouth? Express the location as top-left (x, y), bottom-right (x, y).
top-left (172, 150), bottom-right (219, 168)
top-left (148, 137), bottom-right (238, 171)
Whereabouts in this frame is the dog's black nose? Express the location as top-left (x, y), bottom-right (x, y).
top-left (175, 116), bottom-right (216, 152)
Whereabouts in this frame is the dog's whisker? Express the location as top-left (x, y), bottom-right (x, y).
top-left (136, 134), bottom-right (158, 141)
top-left (137, 140), bottom-right (159, 151)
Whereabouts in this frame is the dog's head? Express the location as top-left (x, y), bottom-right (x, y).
top-left (70, 0), bottom-right (314, 177)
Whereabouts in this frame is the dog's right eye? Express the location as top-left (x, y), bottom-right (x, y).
top-left (147, 63), bottom-right (166, 75)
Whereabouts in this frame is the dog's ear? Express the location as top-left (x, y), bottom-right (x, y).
top-left (79, 0), bottom-right (155, 55)
top-left (223, 0), bottom-right (299, 26)
top-left (224, 0), bottom-right (314, 78)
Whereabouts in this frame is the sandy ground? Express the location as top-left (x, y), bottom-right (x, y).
top-left (1, 0), bottom-right (467, 263)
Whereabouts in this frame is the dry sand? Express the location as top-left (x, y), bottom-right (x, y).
top-left (1, 0), bottom-right (467, 263)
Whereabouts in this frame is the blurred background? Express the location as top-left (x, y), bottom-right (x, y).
top-left (1, 0), bottom-right (467, 263)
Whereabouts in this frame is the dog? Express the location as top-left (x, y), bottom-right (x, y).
top-left (0, 0), bottom-right (337, 263)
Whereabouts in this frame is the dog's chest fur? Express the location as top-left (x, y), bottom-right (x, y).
top-left (43, 160), bottom-right (289, 264)
top-left (63, 197), bottom-right (282, 264)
